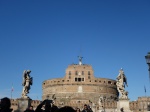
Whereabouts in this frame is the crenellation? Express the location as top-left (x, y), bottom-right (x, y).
top-left (11, 60), bottom-right (149, 112)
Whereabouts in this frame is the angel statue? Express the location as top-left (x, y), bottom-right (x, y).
top-left (78, 56), bottom-right (83, 65)
top-left (116, 68), bottom-right (128, 99)
top-left (21, 70), bottom-right (33, 98)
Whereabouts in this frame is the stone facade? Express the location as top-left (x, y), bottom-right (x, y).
top-left (42, 62), bottom-right (119, 109)
top-left (9, 60), bottom-right (150, 112)
top-left (10, 96), bottom-right (150, 112)
top-left (10, 99), bottom-right (41, 112)
top-left (130, 97), bottom-right (150, 112)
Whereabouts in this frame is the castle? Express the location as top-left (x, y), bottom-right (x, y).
top-left (42, 56), bottom-right (118, 111)
top-left (9, 57), bottom-right (150, 112)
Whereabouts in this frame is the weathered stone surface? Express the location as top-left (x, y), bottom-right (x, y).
top-left (16, 98), bottom-right (32, 112)
top-left (42, 63), bottom-right (119, 109)
top-left (117, 99), bottom-right (132, 112)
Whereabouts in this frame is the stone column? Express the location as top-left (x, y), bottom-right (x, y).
top-left (117, 99), bottom-right (131, 112)
top-left (16, 98), bottom-right (32, 112)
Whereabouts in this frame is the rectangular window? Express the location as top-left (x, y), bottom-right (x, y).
top-left (88, 71), bottom-right (90, 75)
top-left (75, 71), bottom-right (78, 75)
top-left (78, 78), bottom-right (81, 82)
top-left (69, 71), bottom-right (71, 75)
top-left (108, 81), bottom-right (111, 84)
top-left (75, 78), bottom-right (77, 81)
top-left (82, 78), bottom-right (84, 81)
top-left (82, 71), bottom-right (84, 75)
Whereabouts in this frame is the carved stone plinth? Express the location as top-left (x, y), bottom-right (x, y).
top-left (16, 98), bottom-right (32, 112)
top-left (117, 99), bottom-right (132, 112)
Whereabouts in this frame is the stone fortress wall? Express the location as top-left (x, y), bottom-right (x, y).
top-left (130, 97), bottom-right (150, 112)
top-left (42, 63), bottom-right (118, 109)
top-left (10, 97), bottom-right (150, 112)
top-left (10, 99), bottom-right (41, 111)
top-left (9, 58), bottom-right (150, 112)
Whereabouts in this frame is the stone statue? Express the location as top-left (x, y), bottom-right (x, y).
top-left (116, 68), bottom-right (128, 99)
top-left (78, 56), bottom-right (83, 65)
top-left (21, 70), bottom-right (33, 98)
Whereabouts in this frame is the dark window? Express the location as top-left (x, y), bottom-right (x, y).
top-left (69, 71), bottom-right (71, 75)
top-left (108, 81), bottom-right (111, 84)
top-left (88, 71), bottom-right (90, 75)
top-left (82, 71), bottom-right (84, 75)
top-left (75, 71), bottom-right (78, 75)
top-left (88, 76), bottom-right (90, 79)
top-left (78, 78), bottom-right (81, 82)
top-left (75, 78), bottom-right (84, 82)
top-left (75, 78), bottom-right (77, 81)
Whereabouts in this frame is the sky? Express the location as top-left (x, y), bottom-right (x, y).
top-left (0, 0), bottom-right (150, 102)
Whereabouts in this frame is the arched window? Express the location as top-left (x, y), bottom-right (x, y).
top-left (108, 81), bottom-right (111, 84)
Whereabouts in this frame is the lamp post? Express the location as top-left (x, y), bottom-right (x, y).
top-left (145, 52), bottom-right (150, 81)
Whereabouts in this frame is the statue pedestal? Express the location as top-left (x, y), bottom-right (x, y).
top-left (16, 98), bottom-right (32, 112)
top-left (117, 99), bottom-right (131, 112)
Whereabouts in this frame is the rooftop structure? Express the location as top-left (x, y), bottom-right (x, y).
top-left (42, 57), bottom-right (118, 108)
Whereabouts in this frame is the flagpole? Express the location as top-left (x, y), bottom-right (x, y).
top-left (11, 83), bottom-right (13, 99)
top-left (11, 91), bottom-right (12, 99)
top-left (144, 85), bottom-right (146, 97)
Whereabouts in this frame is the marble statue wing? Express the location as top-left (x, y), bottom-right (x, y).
top-left (22, 70), bottom-right (26, 86)
top-left (124, 74), bottom-right (128, 87)
top-left (30, 77), bottom-right (33, 85)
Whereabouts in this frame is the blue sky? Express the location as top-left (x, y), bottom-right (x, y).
top-left (0, 0), bottom-right (150, 101)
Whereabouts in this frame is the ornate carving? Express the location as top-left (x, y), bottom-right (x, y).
top-left (21, 70), bottom-right (33, 98)
top-left (116, 68), bottom-right (128, 99)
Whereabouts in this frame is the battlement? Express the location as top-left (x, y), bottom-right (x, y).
top-left (42, 78), bottom-right (117, 88)
top-left (42, 62), bottom-right (119, 108)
